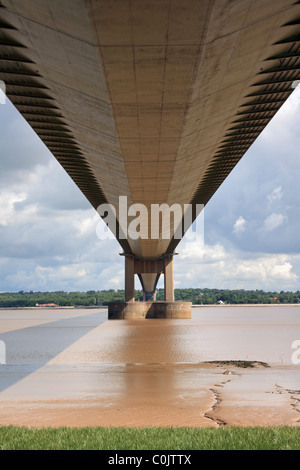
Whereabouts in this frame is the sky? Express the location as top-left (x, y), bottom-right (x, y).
top-left (1, 86), bottom-right (300, 293)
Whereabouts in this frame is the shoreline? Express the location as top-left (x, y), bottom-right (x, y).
top-left (192, 303), bottom-right (300, 307)
top-left (1, 303), bottom-right (300, 310)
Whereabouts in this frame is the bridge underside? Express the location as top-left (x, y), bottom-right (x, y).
top-left (0, 0), bottom-right (300, 306)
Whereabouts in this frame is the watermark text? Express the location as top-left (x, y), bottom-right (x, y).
top-left (0, 340), bottom-right (6, 365)
top-left (96, 196), bottom-right (204, 244)
top-left (291, 340), bottom-right (300, 365)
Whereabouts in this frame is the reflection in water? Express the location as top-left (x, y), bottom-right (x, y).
top-left (90, 306), bottom-right (300, 366)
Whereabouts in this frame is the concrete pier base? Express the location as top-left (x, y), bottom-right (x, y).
top-left (108, 301), bottom-right (191, 319)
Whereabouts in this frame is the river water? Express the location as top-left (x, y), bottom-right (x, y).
top-left (0, 305), bottom-right (299, 428)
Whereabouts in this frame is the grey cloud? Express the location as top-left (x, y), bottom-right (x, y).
top-left (0, 101), bottom-right (52, 181)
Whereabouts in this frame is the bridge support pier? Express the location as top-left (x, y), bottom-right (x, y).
top-left (108, 301), bottom-right (191, 319)
top-left (108, 253), bottom-right (191, 319)
top-left (125, 255), bottom-right (135, 303)
top-left (125, 253), bottom-right (174, 303)
top-left (164, 255), bottom-right (174, 302)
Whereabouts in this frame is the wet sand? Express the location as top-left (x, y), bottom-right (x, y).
top-left (0, 307), bottom-right (299, 428)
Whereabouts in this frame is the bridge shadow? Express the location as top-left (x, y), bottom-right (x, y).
top-left (0, 309), bottom-right (107, 393)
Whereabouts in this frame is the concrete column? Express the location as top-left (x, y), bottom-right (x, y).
top-left (164, 256), bottom-right (174, 302)
top-left (125, 256), bottom-right (135, 302)
top-left (153, 290), bottom-right (157, 301)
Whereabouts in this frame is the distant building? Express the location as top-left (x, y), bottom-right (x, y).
top-left (35, 303), bottom-right (58, 308)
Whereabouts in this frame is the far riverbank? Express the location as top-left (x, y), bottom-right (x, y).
top-left (1, 303), bottom-right (300, 310)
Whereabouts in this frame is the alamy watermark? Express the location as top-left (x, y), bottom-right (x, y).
top-left (0, 340), bottom-right (6, 365)
top-left (0, 80), bottom-right (6, 104)
top-left (96, 196), bottom-right (204, 243)
top-left (291, 340), bottom-right (300, 365)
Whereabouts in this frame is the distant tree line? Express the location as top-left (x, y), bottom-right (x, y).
top-left (173, 288), bottom-right (300, 305)
top-left (0, 288), bottom-right (300, 307)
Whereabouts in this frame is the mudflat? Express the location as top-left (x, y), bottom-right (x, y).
top-left (0, 306), bottom-right (299, 428)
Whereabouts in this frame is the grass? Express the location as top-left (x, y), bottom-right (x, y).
top-left (0, 426), bottom-right (299, 450)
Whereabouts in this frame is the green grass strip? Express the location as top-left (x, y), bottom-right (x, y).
top-left (0, 426), bottom-right (299, 450)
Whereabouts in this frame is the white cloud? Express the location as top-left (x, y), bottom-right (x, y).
top-left (229, 255), bottom-right (297, 284)
top-left (73, 211), bottom-right (99, 238)
top-left (267, 186), bottom-right (283, 204)
top-left (180, 240), bottom-right (228, 263)
top-left (233, 216), bottom-right (246, 236)
top-left (0, 191), bottom-right (27, 226)
top-left (262, 213), bottom-right (287, 232)
top-left (3, 252), bottom-right (124, 292)
top-left (175, 241), bottom-right (298, 290)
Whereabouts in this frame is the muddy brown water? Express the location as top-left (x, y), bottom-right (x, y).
top-left (0, 306), bottom-right (299, 428)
